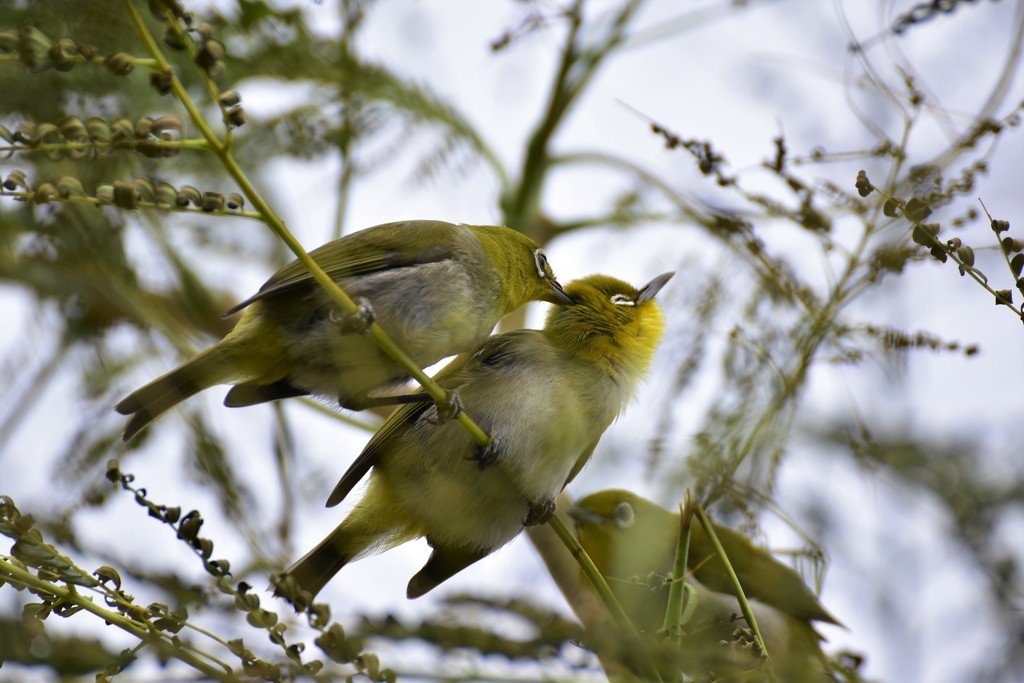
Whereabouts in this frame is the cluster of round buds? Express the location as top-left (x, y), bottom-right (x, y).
top-left (105, 457), bottom-right (235, 583)
top-left (865, 325), bottom-right (979, 356)
top-left (93, 179), bottom-right (245, 212)
top-left (0, 27), bottom-right (137, 76)
top-left (943, 237), bottom-right (976, 277)
top-left (910, 222), bottom-right (947, 263)
top-left (867, 171), bottom-right (1024, 317)
top-left (1, 115), bottom-right (186, 160)
top-left (2, 169), bottom-right (245, 214)
top-left (0, 495), bottom-right (99, 589)
top-left (219, 90), bottom-right (247, 129)
top-left (2, 171), bottom-right (88, 205)
top-left (149, 12), bottom-right (246, 128)
top-left (991, 218), bottom-right (1024, 303)
top-left (160, 12), bottom-right (225, 79)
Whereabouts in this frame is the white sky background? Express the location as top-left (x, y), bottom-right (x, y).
top-left (2, 0), bottom-right (1024, 681)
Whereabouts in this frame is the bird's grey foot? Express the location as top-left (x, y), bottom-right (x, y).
top-left (523, 498), bottom-right (556, 527)
top-left (328, 297), bottom-right (375, 333)
top-left (469, 435), bottom-right (504, 470)
top-left (427, 392), bottom-right (463, 425)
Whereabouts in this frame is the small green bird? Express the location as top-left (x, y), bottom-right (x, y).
top-left (274, 273), bottom-right (672, 605)
top-left (116, 220), bottom-right (571, 440)
top-left (571, 489), bottom-right (842, 680)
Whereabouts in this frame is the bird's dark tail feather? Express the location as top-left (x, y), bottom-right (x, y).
top-left (272, 525), bottom-right (364, 610)
top-left (115, 346), bottom-right (232, 440)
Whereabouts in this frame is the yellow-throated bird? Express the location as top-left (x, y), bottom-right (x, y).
top-left (116, 220), bottom-right (571, 440)
top-left (274, 273), bottom-right (672, 605)
top-left (571, 489), bottom-right (842, 680)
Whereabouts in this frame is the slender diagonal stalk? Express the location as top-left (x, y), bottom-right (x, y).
top-left (692, 503), bottom-right (777, 683)
top-left (0, 556), bottom-right (233, 680)
top-left (547, 515), bottom-right (665, 683)
top-left (122, 0), bottom-right (490, 445)
top-left (662, 502), bottom-right (692, 635)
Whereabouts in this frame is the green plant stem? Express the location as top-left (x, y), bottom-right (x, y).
top-left (877, 186), bottom-right (1023, 322)
top-left (122, 0), bottom-right (490, 446)
top-left (0, 53), bottom-right (159, 68)
top-left (692, 505), bottom-right (777, 682)
top-left (297, 396), bottom-right (381, 432)
top-left (546, 515), bottom-right (664, 683)
top-left (0, 138), bottom-right (209, 155)
top-left (662, 502), bottom-right (692, 635)
top-left (0, 556), bottom-right (232, 680)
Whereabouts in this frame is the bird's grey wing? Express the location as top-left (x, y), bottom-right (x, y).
top-left (325, 400), bottom-right (431, 508)
top-left (226, 221), bottom-right (459, 315)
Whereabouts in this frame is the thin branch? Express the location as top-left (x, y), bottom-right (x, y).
top-left (124, 0), bottom-right (491, 446)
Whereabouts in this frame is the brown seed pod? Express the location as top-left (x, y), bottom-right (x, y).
top-left (33, 182), bottom-right (59, 204)
top-left (200, 191), bottom-right (225, 212)
top-left (151, 115), bottom-right (184, 140)
top-left (150, 68), bottom-right (173, 95)
top-left (855, 169), bottom-right (873, 197)
top-left (1001, 237), bottom-right (1024, 254)
top-left (56, 176), bottom-right (86, 198)
top-left (110, 119), bottom-right (135, 146)
top-left (1011, 254), bottom-right (1024, 279)
top-left (112, 180), bottom-right (139, 209)
top-left (95, 184), bottom-right (114, 204)
top-left (163, 25), bottom-right (189, 51)
top-left (103, 51), bottom-right (134, 76)
top-left (19, 27), bottom-right (53, 72)
top-left (58, 115), bottom-right (88, 141)
top-left (132, 178), bottom-right (156, 204)
top-left (905, 197), bottom-right (932, 222)
top-left (49, 38), bottom-right (78, 71)
top-left (177, 185), bottom-right (201, 207)
top-left (225, 105), bottom-right (247, 128)
top-left (3, 170), bottom-right (28, 191)
top-left (86, 116), bottom-right (111, 143)
top-left (155, 181), bottom-right (179, 207)
top-left (219, 89), bottom-right (241, 107)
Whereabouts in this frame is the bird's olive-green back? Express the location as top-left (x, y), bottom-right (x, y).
top-left (575, 489), bottom-right (842, 626)
top-left (226, 220), bottom-right (481, 314)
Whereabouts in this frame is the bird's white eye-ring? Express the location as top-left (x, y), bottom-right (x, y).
top-left (612, 501), bottom-right (635, 528)
top-left (610, 294), bottom-right (635, 306)
top-left (533, 249), bottom-right (550, 278)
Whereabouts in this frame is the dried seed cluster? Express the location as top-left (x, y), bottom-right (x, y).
top-left (857, 170), bottom-right (1024, 319)
top-left (2, 169), bottom-right (244, 214)
top-left (1, 115), bottom-right (186, 160)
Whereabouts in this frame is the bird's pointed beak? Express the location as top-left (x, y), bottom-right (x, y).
top-left (636, 271), bottom-right (675, 303)
top-left (567, 505), bottom-right (604, 525)
top-left (547, 278), bottom-right (575, 305)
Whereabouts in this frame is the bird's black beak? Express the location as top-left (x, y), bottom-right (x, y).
top-left (636, 271), bottom-right (675, 303)
top-left (548, 278), bottom-right (575, 305)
